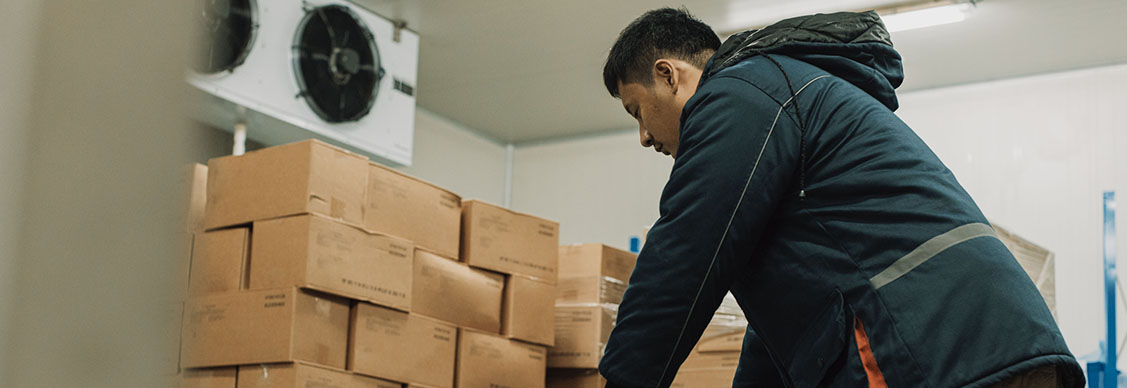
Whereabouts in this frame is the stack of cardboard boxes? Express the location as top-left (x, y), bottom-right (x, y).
top-left (670, 294), bottom-right (747, 387)
top-left (546, 240), bottom-right (750, 387)
top-left (172, 140), bottom-right (559, 388)
top-left (546, 244), bottom-right (637, 387)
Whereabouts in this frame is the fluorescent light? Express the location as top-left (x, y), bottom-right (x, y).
top-left (882, 3), bottom-right (972, 32)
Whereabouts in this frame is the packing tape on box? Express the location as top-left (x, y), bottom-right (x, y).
top-left (556, 276), bottom-right (629, 306)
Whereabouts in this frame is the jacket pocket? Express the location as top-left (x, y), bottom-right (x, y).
top-left (785, 289), bottom-right (849, 388)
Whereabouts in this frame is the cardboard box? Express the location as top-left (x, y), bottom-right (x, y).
top-left (548, 305), bottom-right (616, 368)
top-left (349, 302), bottom-right (457, 388)
top-left (365, 162), bottom-right (462, 259)
top-left (681, 351), bottom-right (741, 371)
top-left (204, 140), bottom-right (369, 230)
top-left (994, 223), bottom-right (1056, 316)
top-left (669, 368), bottom-right (738, 387)
top-left (695, 313), bottom-right (747, 353)
top-left (237, 362), bottom-right (400, 388)
top-left (181, 287), bottom-right (350, 369)
top-left (184, 163), bottom-right (208, 233)
top-left (455, 329), bottom-right (547, 388)
top-left (558, 243), bottom-right (637, 283)
top-left (502, 274), bottom-right (555, 346)
top-left (412, 249), bottom-right (503, 332)
top-left (188, 228), bottom-right (250, 296)
top-left (180, 367), bottom-right (237, 388)
top-left (546, 369), bottom-right (605, 388)
top-left (461, 200), bottom-right (559, 283)
top-left (250, 214), bottom-right (413, 310)
top-left (555, 276), bottom-right (627, 306)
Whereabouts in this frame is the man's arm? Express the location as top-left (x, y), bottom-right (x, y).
top-left (598, 76), bottom-right (802, 388)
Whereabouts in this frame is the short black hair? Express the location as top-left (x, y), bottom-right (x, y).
top-left (603, 8), bottom-right (720, 97)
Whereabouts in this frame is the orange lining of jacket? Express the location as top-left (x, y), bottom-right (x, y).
top-left (855, 316), bottom-right (890, 388)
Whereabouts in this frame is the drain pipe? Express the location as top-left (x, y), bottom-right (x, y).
top-left (233, 105), bottom-right (247, 156)
top-left (503, 143), bottom-right (514, 207)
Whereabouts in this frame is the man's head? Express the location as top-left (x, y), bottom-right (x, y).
top-left (603, 8), bottom-right (719, 158)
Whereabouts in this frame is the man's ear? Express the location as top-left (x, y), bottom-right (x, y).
top-left (653, 59), bottom-right (678, 91)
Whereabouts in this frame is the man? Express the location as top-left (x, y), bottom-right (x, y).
top-left (598, 8), bottom-right (1083, 388)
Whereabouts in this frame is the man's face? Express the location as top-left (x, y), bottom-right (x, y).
top-left (617, 58), bottom-right (703, 158)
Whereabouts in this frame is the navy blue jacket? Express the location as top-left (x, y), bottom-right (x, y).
top-left (599, 11), bottom-right (1083, 388)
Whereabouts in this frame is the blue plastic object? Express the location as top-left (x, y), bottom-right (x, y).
top-left (1090, 191), bottom-right (1119, 388)
top-left (629, 236), bottom-right (641, 253)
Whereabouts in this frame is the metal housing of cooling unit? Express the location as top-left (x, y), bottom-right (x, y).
top-left (188, 0), bottom-right (419, 165)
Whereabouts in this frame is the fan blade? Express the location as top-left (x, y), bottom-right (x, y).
top-left (339, 30), bottom-right (350, 48)
top-left (317, 8), bottom-right (337, 45)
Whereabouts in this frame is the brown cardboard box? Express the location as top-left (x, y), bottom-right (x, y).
top-left (188, 228), bottom-right (250, 296)
top-left (548, 305), bottom-right (616, 368)
top-left (546, 369), bottom-right (605, 388)
top-left (250, 214), bottom-right (413, 310)
top-left (180, 367), bottom-right (237, 388)
top-left (349, 302), bottom-right (456, 388)
top-left (181, 287), bottom-right (350, 369)
top-left (237, 362), bottom-right (400, 388)
top-left (455, 329), bottom-right (547, 388)
top-left (558, 243), bottom-right (636, 283)
top-left (501, 274), bottom-right (555, 346)
top-left (460, 200), bottom-right (559, 283)
top-left (204, 140), bottom-right (369, 230)
top-left (412, 249), bottom-right (503, 332)
top-left (555, 276), bottom-right (628, 306)
top-left (680, 351), bottom-right (741, 370)
top-left (669, 368), bottom-right (738, 387)
top-left (365, 162), bottom-right (462, 258)
top-left (696, 324), bottom-right (745, 353)
top-left (184, 163), bottom-right (208, 233)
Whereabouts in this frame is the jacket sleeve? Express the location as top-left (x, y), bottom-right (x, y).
top-left (598, 76), bottom-right (801, 388)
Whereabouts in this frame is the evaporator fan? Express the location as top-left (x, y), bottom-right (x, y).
top-left (292, 5), bottom-right (385, 123)
top-left (194, 0), bottom-right (257, 74)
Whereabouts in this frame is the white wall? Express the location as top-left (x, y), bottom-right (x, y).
top-left (399, 108), bottom-right (508, 205)
top-left (510, 63), bottom-right (1127, 363)
top-left (0, 0), bottom-right (42, 381)
top-left (511, 132), bottom-right (672, 251)
top-left (896, 64), bottom-right (1127, 362)
top-left (1, 1), bottom-right (195, 386)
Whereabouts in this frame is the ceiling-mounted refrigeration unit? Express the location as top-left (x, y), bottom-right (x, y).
top-left (189, 0), bottom-right (419, 166)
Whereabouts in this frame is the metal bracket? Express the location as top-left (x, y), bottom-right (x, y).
top-left (392, 19), bottom-right (408, 43)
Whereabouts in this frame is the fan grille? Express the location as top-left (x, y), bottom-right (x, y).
top-left (293, 5), bottom-right (384, 123)
top-left (193, 0), bottom-right (257, 74)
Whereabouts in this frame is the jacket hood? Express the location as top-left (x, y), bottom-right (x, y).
top-left (701, 11), bottom-right (905, 110)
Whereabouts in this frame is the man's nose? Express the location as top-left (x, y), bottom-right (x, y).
top-left (640, 129), bottom-right (654, 148)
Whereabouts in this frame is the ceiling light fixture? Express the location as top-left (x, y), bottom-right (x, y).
top-left (718, 1), bottom-right (978, 38)
top-left (879, 1), bottom-right (976, 33)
